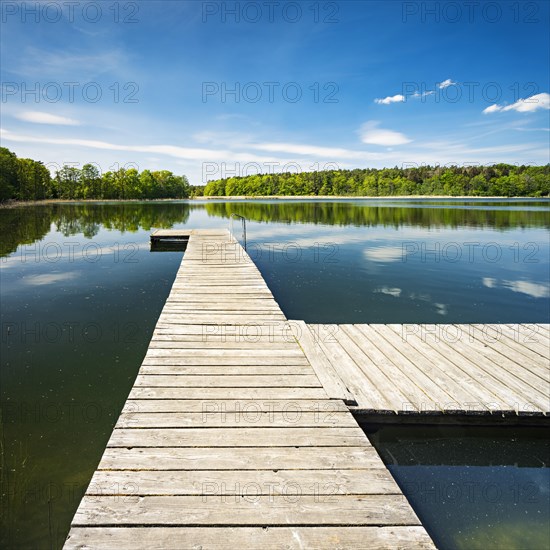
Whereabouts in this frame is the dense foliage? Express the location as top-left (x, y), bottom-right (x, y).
top-left (2, 147), bottom-right (548, 201)
top-left (204, 165), bottom-right (550, 197)
top-left (0, 147), bottom-right (191, 201)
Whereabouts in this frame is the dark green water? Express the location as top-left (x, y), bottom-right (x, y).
top-left (369, 426), bottom-right (550, 550)
top-left (0, 199), bottom-right (548, 548)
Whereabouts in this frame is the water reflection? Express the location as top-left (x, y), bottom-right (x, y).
top-left (369, 425), bottom-right (550, 550)
top-left (483, 277), bottom-right (550, 298)
top-left (1, 199), bottom-right (548, 259)
top-left (204, 199), bottom-right (550, 229)
top-left (0, 202), bottom-right (192, 257)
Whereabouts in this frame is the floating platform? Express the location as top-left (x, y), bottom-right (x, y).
top-left (295, 322), bottom-right (549, 424)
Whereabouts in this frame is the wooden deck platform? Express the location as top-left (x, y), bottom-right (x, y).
top-left (64, 230), bottom-right (434, 549)
top-left (296, 323), bottom-right (549, 422)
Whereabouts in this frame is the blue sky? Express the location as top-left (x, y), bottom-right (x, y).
top-left (1, 0), bottom-right (549, 184)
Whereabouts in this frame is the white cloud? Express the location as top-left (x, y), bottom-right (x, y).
top-left (359, 121), bottom-right (411, 146)
top-left (482, 104), bottom-right (503, 114)
top-left (483, 93), bottom-right (550, 114)
top-left (412, 90), bottom-right (435, 99)
top-left (250, 142), bottom-right (368, 160)
top-left (374, 94), bottom-right (405, 105)
top-left (438, 79), bottom-right (457, 89)
top-left (15, 111), bottom-right (80, 126)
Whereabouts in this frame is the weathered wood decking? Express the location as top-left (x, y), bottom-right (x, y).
top-left (297, 323), bottom-right (549, 421)
top-left (64, 230), bottom-right (434, 549)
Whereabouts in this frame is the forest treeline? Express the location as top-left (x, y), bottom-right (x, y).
top-left (0, 147), bottom-right (191, 201)
top-left (204, 164), bottom-right (550, 197)
top-left (2, 147), bottom-right (549, 201)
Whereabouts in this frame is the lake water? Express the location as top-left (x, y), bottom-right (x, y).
top-left (369, 425), bottom-right (549, 550)
top-left (1, 199), bottom-right (549, 548)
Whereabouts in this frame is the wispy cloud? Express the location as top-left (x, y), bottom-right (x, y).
top-left (359, 121), bottom-right (411, 146)
top-left (438, 78), bottom-right (457, 89)
top-left (2, 124), bottom-right (547, 182)
top-left (483, 92), bottom-right (550, 114)
top-left (10, 47), bottom-right (131, 80)
top-left (412, 90), bottom-right (435, 99)
top-left (375, 79), bottom-right (455, 105)
top-left (250, 142), bottom-right (369, 159)
top-left (374, 94), bottom-right (405, 105)
top-left (15, 111), bottom-right (80, 126)
top-left (0, 128), bottom-right (273, 163)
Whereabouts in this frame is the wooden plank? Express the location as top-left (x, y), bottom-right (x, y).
top-left (141, 357), bottom-right (310, 367)
top-left (145, 348), bottom-right (304, 358)
top-left (293, 320), bottom-right (356, 404)
top-left (347, 324), bottom-right (451, 412)
top-left (441, 327), bottom-right (549, 411)
top-left (330, 326), bottom-right (417, 412)
top-left (65, 526), bottom-right (435, 550)
top-left (386, 324), bottom-right (501, 412)
top-left (116, 411), bottom-right (357, 428)
top-left (162, 306), bottom-right (282, 313)
top-left (133, 374), bottom-right (322, 388)
top-left (314, 337), bottom-right (391, 411)
top-left (165, 299), bottom-right (279, 305)
top-left (421, 332), bottom-right (535, 412)
top-left (72, 495), bottom-right (420, 526)
top-left (87, 468), bottom-right (399, 496)
top-left (128, 387), bottom-right (328, 400)
top-left (97, 446), bottom-right (382, 471)
top-left (502, 324), bottom-right (550, 356)
top-left (170, 285), bottom-right (271, 292)
top-left (367, 324), bottom-right (473, 412)
top-left (107, 427), bottom-right (367, 447)
top-left (121, 399), bottom-right (349, 414)
top-left (157, 315), bottom-right (287, 324)
top-left (151, 229), bottom-right (193, 237)
top-left (139, 365), bottom-right (313, 375)
top-left (469, 324), bottom-right (550, 382)
top-left (153, 323), bottom-right (292, 335)
top-left (148, 340), bottom-right (298, 349)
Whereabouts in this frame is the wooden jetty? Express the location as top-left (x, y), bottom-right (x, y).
top-left (297, 323), bottom-right (549, 422)
top-left (64, 230), bottom-right (435, 549)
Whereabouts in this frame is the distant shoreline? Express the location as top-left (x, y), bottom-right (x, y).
top-left (1, 195), bottom-right (548, 209)
top-left (191, 195), bottom-right (549, 200)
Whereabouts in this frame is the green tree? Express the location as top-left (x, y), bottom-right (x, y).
top-left (0, 147), bottom-right (18, 200)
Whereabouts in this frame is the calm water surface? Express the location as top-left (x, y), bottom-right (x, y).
top-left (369, 425), bottom-right (549, 550)
top-left (0, 199), bottom-right (548, 548)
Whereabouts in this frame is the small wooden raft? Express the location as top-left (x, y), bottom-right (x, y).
top-left (298, 323), bottom-right (549, 420)
top-left (64, 230), bottom-right (434, 549)
top-left (150, 229), bottom-right (193, 242)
